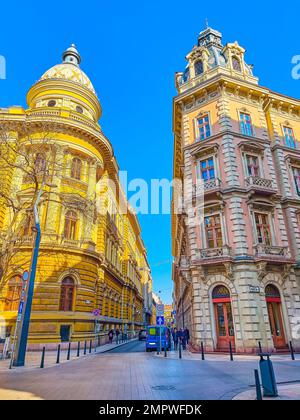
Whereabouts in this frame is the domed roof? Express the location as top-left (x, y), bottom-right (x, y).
top-left (40, 44), bottom-right (96, 95)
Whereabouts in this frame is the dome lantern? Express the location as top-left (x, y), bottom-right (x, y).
top-left (62, 44), bottom-right (81, 67)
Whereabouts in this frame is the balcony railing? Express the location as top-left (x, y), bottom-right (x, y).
top-left (254, 244), bottom-right (289, 258)
top-left (194, 178), bottom-right (222, 195)
top-left (196, 245), bottom-right (232, 259)
top-left (245, 176), bottom-right (273, 190)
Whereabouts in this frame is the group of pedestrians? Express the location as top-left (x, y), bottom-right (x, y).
top-left (171, 327), bottom-right (190, 351)
top-left (108, 328), bottom-right (123, 344)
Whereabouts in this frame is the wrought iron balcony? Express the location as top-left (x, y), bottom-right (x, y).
top-left (245, 176), bottom-right (274, 190)
top-left (254, 244), bottom-right (290, 258)
top-left (196, 245), bottom-right (232, 259)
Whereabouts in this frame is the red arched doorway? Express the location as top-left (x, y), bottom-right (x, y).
top-left (212, 285), bottom-right (235, 351)
top-left (265, 284), bottom-right (287, 349)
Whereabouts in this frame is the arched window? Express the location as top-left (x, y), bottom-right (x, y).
top-left (232, 56), bottom-right (242, 72)
top-left (195, 60), bottom-right (204, 76)
top-left (64, 211), bottom-right (78, 240)
top-left (71, 157), bottom-right (82, 180)
top-left (4, 276), bottom-right (22, 311)
top-left (212, 285), bottom-right (230, 300)
top-left (35, 153), bottom-right (46, 174)
top-left (59, 277), bottom-right (75, 311)
top-left (265, 284), bottom-right (281, 299)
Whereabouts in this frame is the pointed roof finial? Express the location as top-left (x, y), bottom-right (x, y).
top-left (62, 43), bottom-right (81, 67)
top-left (205, 17), bottom-right (209, 29)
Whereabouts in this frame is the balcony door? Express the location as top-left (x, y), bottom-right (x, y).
top-left (212, 285), bottom-right (235, 351)
top-left (265, 285), bottom-right (287, 349)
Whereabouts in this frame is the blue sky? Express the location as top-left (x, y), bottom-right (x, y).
top-left (0, 0), bottom-right (299, 302)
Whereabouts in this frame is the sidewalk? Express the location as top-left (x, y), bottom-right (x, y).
top-left (0, 338), bottom-right (137, 372)
top-left (154, 348), bottom-right (300, 362)
top-left (233, 383), bottom-right (300, 400)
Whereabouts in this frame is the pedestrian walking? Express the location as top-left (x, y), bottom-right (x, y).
top-left (184, 328), bottom-right (190, 345)
top-left (108, 329), bottom-right (114, 344)
top-left (172, 328), bottom-right (179, 350)
top-left (115, 328), bottom-right (120, 344)
top-left (179, 328), bottom-right (186, 350)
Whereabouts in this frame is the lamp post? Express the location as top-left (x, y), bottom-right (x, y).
top-left (13, 180), bottom-right (56, 367)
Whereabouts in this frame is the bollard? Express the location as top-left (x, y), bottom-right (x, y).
top-left (84, 341), bottom-right (87, 355)
top-left (179, 342), bottom-right (182, 359)
top-left (67, 342), bottom-right (71, 360)
top-left (77, 341), bottom-right (80, 357)
top-left (254, 369), bottom-right (263, 400)
top-left (258, 341), bottom-right (262, 354)
top-left (164, 344), bottom-right (167, 358)
top-left (40, 346), bottom-right (45, 369)
top-left (290, 341), bottom-right (295, 361)
top-left (89, 340), bottom-right (92, 354)
top-left (229, 341), bottom-right (233, 361)
top-left (201, 341), bottom-right (205, 361)
top-left (56, 344), bottom-right (61, 364)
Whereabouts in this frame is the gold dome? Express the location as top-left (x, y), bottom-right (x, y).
top-left (40, 63), bottom-right (96, 94)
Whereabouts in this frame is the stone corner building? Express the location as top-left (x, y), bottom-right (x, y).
top-left (0, 45), bottom-right (152, 346)
top-left (172, 27), bottom-right (300, 353)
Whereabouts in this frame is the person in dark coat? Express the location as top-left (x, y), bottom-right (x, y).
top-left (184, 328), bottom-right (190, 345)
top-left (179, 328), bottom-right (186, 350)
top-left (115, 328), bottom-right (120, 344)
top-left (108, 329), bottom-right (114, 344)
top-left (172, 328), bottom-right (179, 350)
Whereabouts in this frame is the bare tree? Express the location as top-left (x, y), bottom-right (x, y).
top-left (0, 122), bottom-right (64, 292)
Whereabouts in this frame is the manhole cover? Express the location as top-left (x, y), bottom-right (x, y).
top-left (152, 385), bottom-right (176, 391)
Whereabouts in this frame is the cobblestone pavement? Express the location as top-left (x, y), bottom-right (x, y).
top-left (233, 383), bottom-right (300, 400)
top-left (0, 340), bottom-right (299, 400)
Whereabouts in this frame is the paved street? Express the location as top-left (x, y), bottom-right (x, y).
top-left (0, 340), bottom-right (300, 400)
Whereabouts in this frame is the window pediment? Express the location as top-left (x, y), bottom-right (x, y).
top-left (238, 140), bottom-right (265, 154)
top-left (191, 142), bottom-right (219, 158)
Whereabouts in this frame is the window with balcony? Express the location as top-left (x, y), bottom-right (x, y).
top-left (204, 214), bottom-right (223, 248)
top-left (4, 276), bottom-right (22, 311)
top-left (283, 126), bottom-right (296, 149)
top-left (197, 114), bottom-right (211, 141)
top-left (246, 155), bottom-right (260, 177)
top-left (64, 211), bottom-right (78, 240)
top-left (240, 112), bottom-right (253, 137)
top-left (199, 157), bottom-right (215, 181)
top-left (254, 213), bottom-right (272, 245)
top-left (195, 60), bottom-right (204, 76)
top-left (292, 167), bottom-right (300, 196)
top-left (71, 157), bottom-right (82, 180)
top-left (59, 277), bottom-right (75, 311)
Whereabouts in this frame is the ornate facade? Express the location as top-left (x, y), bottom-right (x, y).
top-left (172, 27), bottom-right (300, 353)
top-left (0, 45), bottom-right (152, 346)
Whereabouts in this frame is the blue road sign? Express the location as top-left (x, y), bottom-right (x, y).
top-left (18, 301), bottom-right (24, 315)
top-left (22, 270), bottom-right (29, 281)
top-left (156, 316), bottom-right (164, 325)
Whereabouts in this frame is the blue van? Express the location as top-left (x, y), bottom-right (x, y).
top-left (145, 325), bottom-right (170, 352)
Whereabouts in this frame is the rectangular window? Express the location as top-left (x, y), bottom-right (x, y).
top-left (197, 114), bottom-right (211, 141)
top-left (204, 214), bottom-right (223, 248)
top-left (292, 167), bottom-right (300, 196)
top-left (240, 112), bottom-right (253, 137)
top-left (283, 126), bottom-right (296, 149)
top-left (246, 155), bottom-right (260, 177)
top-left (199, 157), bottom-right (215, 181)
top-left (254, 213), bottom-right (272, 245)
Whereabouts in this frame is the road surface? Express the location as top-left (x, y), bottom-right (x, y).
top-left (0, 340), bottom-right (299, 400)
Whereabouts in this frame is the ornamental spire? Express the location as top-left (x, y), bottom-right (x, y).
top-left (62, 44), bottom-right (81, 67)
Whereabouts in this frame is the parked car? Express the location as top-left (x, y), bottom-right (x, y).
top-left (138, 329), bottom-right (147, 341)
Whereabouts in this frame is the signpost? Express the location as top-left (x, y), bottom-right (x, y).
top-left (156, 315), bottom-right (164, 354)
top-left (93, 309), bottom-right (101, 346)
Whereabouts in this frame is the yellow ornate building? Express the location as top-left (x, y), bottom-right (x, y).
top-left (0, 45), bottom-right (152, 346)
